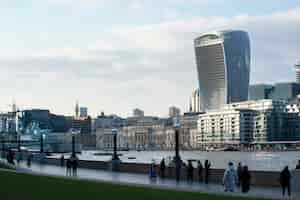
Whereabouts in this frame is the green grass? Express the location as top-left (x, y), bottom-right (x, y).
top-left (0, 170), bottom-right (266, 200)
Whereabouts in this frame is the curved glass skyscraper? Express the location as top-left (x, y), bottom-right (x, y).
top-left (194, 30), bottom-right (250, 111)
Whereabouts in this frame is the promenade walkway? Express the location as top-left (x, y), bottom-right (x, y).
top-left (2, 160), bottom-right (293, 200)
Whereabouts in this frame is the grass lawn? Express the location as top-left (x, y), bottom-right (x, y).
top-left (0, 170), bottom-right (267, 200)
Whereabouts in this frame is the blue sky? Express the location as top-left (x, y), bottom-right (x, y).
top-left (0, 0), bottom-right (300, 117)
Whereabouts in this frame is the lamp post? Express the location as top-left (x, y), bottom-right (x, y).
top-left (173, 117), bottom-right (181, 181)
top-left (72, 134), bottom-right (76, 156)
top-left (111, 128), bottom-right (120, 171)
top-left (40, 133), bottom-right (44, 153)
top-left (112, 128), bottom-right (119, 160)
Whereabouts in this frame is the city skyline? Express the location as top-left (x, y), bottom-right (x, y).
top-left (0, 1), bottom-right (300, 117)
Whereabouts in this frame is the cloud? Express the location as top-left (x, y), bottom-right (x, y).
top-left (1, 8), bottom-right (300, 116)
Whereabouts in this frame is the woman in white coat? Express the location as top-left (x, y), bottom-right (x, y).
top-left (223, 162), bottom-right (237, 192)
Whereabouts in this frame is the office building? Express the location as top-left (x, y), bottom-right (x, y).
top-left (197, 100), bottom-right (287, 147)
top-left (249, 84), bottom-right (273, 100)
top-left (194, 30), bottom-right (250, 111)
top-left (80, 107), bottom-right (88, 118)
top-left (169, 106), bottom-right (181, 118)
top-left (295, 61), bottom-right (300, 83)
top-left (269, 82), bottom-right (300, 102)
top-left (249, 82), bottom-right (300, 102)
top-left (133, 108), bottom-right (144, 118)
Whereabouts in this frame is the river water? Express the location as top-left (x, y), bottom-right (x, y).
top-left (49, 150), bottom-right (300, 171)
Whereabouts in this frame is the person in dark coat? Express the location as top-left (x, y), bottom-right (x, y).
top-left (240, 166), bottom-right (251, 193)
top-left (60, 155), bottom-right (65, 167)
top-left (204, 160), bottom-right (211, 184)
top-left (197, 160), bottom-right (203, 182)
top-left (27, 153), bottom-right (32, 167)
top-left (187, 160), bottom-right (194, 182)
top-left (6, 150), bottom-right (15, 165)
top-left (237, 162), bottom-right (242, 187)
top-left (72, 156), bottom-right (78, 177)
top-left (280, 166), bottom-right (291, 198)
top-left (66, 159), bottom-right (72, 176)
top-left (160, 158), bottom-right (166, 178)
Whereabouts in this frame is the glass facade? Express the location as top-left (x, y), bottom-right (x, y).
top-left (249, 82), bottom-right (300, 102)
top-left (249, 84), bottom-right (273, 100)
top-left (194, 30), bottom-right (250, 111)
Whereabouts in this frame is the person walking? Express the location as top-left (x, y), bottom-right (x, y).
top-left (240, 165), bottom-right (251, 193)
top-left (223, 162), bottom-right (237, 192)
top-left (149, 159), bottom-right (157, 179)
top-left (60, 155), bottom-right (65, 167)
top-left (7, 150), bottom-right (15, 165)
top-left (204, 160), bottom-right (211, 184)
top-left (160, 158), bottom-right (166, 178)
top-left (197, 160), bottom-right (203, 182)
top-left (187, 160), bottom-right (194, 182)
top-left (71, 155), bottom-right (78, 177)
top-left (66, 159), bottom-right (72, 176)
top-left (280, 166), bottom-right (291, 198)
top-left (27, 153), bottom-right (32, 167)
top-left (237, 162), bottom-right (242, 187)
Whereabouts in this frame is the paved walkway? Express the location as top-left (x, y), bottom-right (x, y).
top-left (1, 159), bottom-right (296, 199)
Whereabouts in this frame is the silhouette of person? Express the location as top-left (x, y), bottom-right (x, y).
top-left (187, 160), bottom-right (194, 182)
top-left (204, 160), bottom-right (211, 184)
top-left (160, 158), bottom-right (166, 178)
top-left (197, 160), bottom-right (203, 182)
top-left (240, 165), bottom-right (251, 193)
top-left (280, 166), bottom-right (291, 198)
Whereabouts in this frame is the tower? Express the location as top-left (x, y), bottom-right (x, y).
top-left (295, 62), bottom-right (300, 83)
top-left (194, 30), bottom-right (250, 111)
top-left (75, 101), bottom-right (79, 117)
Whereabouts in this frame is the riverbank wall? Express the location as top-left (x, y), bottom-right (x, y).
top-left (44, 157), bottom-right (289, 187)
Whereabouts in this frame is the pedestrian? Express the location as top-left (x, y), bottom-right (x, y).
top-left (237, 162), bottom-right (242, 187)
top-left (240, 166), bottom-right (251, 193)
top-left (223, 162), bottom-right (237, 192)
top-left (187, 160), bottom-right (194, 182)
top-left (16, 152), bottom-right (21, 164)
top-left (204, 160), bottom-right (211, 184)
top-left (72, 155), bottom-right (78, 176)
top-left (149, 159), bottom-right (157, 179)
top-left (6, 150), bottom-right (14, 165)
top-left (27, 153), bottom-right (32, 167)
top-left (160, 158), bottom-right (166, 178)
top-left (279, 166), bottom-right (291, 198)
top-left (197, 160), bottom-right (203, 182)
top-left (60, 155), bottom-right (65, 167)
top-left (66, 159), bottom-right (72, 176)
top-left (296, 160), bottom-right (300, 169)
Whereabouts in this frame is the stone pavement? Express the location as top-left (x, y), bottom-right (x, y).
top-left (3, 160), bottom-right (293, 200)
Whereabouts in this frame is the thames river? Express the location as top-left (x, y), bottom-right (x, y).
top-left (50, 150), bottom-right (300, 171)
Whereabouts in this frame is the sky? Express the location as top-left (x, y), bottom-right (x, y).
top-left (0, 0), bottom-right (300, 117)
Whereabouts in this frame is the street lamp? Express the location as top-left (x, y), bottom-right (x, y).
top-left (173, 117), bottom-right (181, 181)
top-left (70, 129), bottom-right (80, 157)
top-left (112, 128), bottom-right (119, 160)
top-left (111, 128), bottom-right (120, 171)
top-left (72, 134), bottom-right (76, 156)
top-left (40, 133), bottom-right (45, 153)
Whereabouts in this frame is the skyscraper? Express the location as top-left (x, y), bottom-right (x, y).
top-left (295, 61), bottom-right (300, 83)
top-left (75, 101), bottom-right (79, 117)
top-left (194, 30), bottom-right (250, 111)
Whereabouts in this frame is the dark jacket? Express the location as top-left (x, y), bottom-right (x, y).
top-left (280, 168), bottom-right (291, 186)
